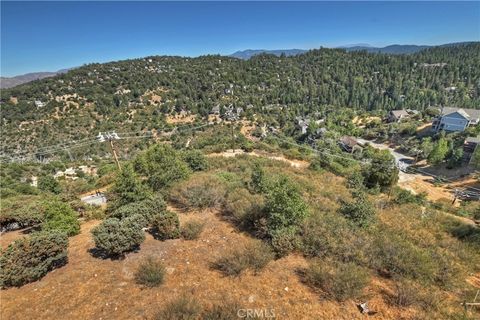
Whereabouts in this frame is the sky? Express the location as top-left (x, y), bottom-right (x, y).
top-left (1, 1), bottom-right (479, 77)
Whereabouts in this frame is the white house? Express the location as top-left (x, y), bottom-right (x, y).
top-left (432, 107), bottom-right (480, 132)
top-left (34, 100), bottom-right (45, 108)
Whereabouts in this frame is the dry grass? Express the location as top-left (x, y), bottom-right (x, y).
top-left (1, 163), bottom-right (479, 319)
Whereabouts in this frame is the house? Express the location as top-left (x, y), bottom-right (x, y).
top-left (339, 136), bottom-right (362, 153)
top-left (224, 105), bottom-right (243, 121)
top-left (432, 107), bottom-right (480, 132)
top-left (210, 105), bottom-right (221, 115)
top-left (387, 110), bottom-right (409, 123)
top-left (34, 100), bottom-right (45, 108)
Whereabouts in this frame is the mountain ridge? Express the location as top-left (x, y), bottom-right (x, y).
top-left (0, 69), bottom-right (71, 89)
top-left (229, 41), bottom-right (477, 59)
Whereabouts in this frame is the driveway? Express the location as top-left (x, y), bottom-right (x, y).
top-left (81, 193), bottom-right (107, 206)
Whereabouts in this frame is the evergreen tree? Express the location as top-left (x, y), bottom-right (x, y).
top-left (108, 164), bottom-right (151, 211)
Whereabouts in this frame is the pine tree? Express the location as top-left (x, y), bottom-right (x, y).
top-left (108, 164), bottom-right (151, 211)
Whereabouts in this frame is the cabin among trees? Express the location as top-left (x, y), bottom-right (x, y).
top-left (387, 109), bottom-right (410, 123)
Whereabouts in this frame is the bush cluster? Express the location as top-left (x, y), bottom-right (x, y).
top-left (91, 215), bottom-right (146, 257)
top-left (134, 256), bottom-right (166, 288)
top-left (339, 192), bottom-right (376, 228)
top-left (305, 260), bottom-right (369, 301)
top-left (263, 176), bottom-right (308, 247)
top-left (134, 144), bottom-right (191, 190)
top-left (0, 196), bottom-right (45, 231)
top-left (42, 200), bottom-right (80, 237)
top-left (38, 175), bottom-right (62, 194)
top-left (110, 195), bottom-right (166, 225)
top-left (181, 149), bottom-right (208, 171)
top-left (107, 164), bottom-right (152, 212)
top-left (151, 211), bottom-right (180, 240)
top-left (392, 188), bottom-right (426, 205)
top-left (301, 213), bottom-right (368, 264)
top-left (170, 174), bottom-right (226, 210)
top-left (181, 220), bottom-right (205, 240)
top-left (223, 188), bottom-right (264, 227)
top-left (154, 295), bottom-right (201, 320)
top-left (0, 231), bottom-right (68, 288)
top-left (368, 233), bottom-right (438, 282)
top-left (213, 240), bottom-right (274, 276)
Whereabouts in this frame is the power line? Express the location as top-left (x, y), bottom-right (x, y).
top-left (0, 122), bottom-right (214, 163)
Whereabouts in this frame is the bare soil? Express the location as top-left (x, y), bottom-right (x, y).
top-left (208, 149), bottom-right (309, 169)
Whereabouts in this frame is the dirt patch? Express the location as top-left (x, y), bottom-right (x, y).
top-left (399, 174), bottom-right (453, 202)
top-left (166, 114), bottom-right (196, 124)
top-left (208, 149), bottom-right (309, 169)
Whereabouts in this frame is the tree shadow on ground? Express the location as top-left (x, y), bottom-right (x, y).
top-left (87, 246), bottom-right (140, 260)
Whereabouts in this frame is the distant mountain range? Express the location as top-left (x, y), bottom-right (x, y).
top-left (229, 49), bottom-right (307, 60)
top-left (0, 69), bottom-right (70, 89)
top-left (230, 42), bottom-right (476, 59)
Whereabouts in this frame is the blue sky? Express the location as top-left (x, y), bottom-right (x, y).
top-left (1, 1), bottom-right (479, 77)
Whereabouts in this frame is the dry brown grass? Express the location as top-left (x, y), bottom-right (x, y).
top-left (0, 206), bottom-right (438, 320)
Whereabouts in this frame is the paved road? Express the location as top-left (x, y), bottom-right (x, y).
top-left (81, 193), bottom-right (107, 206)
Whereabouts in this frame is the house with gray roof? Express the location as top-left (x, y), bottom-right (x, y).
top-left (387, 109), bottom-right (410, 123)
top-left (432, 107), bottom-right (480, 132)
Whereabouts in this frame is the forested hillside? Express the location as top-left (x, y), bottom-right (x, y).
top-left (1, 43), bottom-right (479, 156)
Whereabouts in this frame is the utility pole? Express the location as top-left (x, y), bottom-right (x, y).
top-left (231, 123), bottom-right (236, 151)
top-left (97, 132), bottom-right (121, 170)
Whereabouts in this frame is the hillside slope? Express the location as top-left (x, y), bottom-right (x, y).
top-left (0, 43), bottom-right (479, 158)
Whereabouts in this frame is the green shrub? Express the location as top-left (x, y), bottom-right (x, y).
top-left (182, 149), bottom-right (208, 171)
top-left (213, 240), bottom-right (274, 276)
top-left (223, 188), bottom-right (264, 226)
top-left (0, 231), bottom-right (68, 288)
top-left (249, 162), bottom-right (268, 193)
top-left (305, 260), bottom-right (369, 301)
top-left (42, 200), bottom-right (80, 237)
top-left (393, 188), bottom-right (426, 205)
top-left (151, 211), bottom-right (180, 240)
top-left (301, 213), bottom-right (368, 264)
top-left (369, 233), bottom-right (437, 282)
top-left (134, 257), bottom-right (166, 287)
top-left (270, 227), bottom-right (300, 257)
top-left (339, 192), bottom-right (376, 228)
top-left (181, 220), bottom-right (205, 240)
top-left (154, 295), bottom-right (201, 320)
top-left (361, 148), bottom-right (399, 190)
top-left (346, 171), bottom-right (365, 190)
top-left (91, 215), bottom-right (146, 257)
top-left (107, 164), bottom-right (152, 212)
top-left (170, 174), bottom-right (226, 210)
top-left (111, 195), bottom-right (166, 226)
top-left (134, 144), bottom-right (191, 190)
top-left (447, 220), bottom-right (480, 247)
top-left (264, 176), bottom-right (309, 235)
top-left (474, 208), bottom-right (480, 221)
top-left (38, 175), bottom-right (61, 194)
top-left (0, 195), bottom-right (45, 230)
